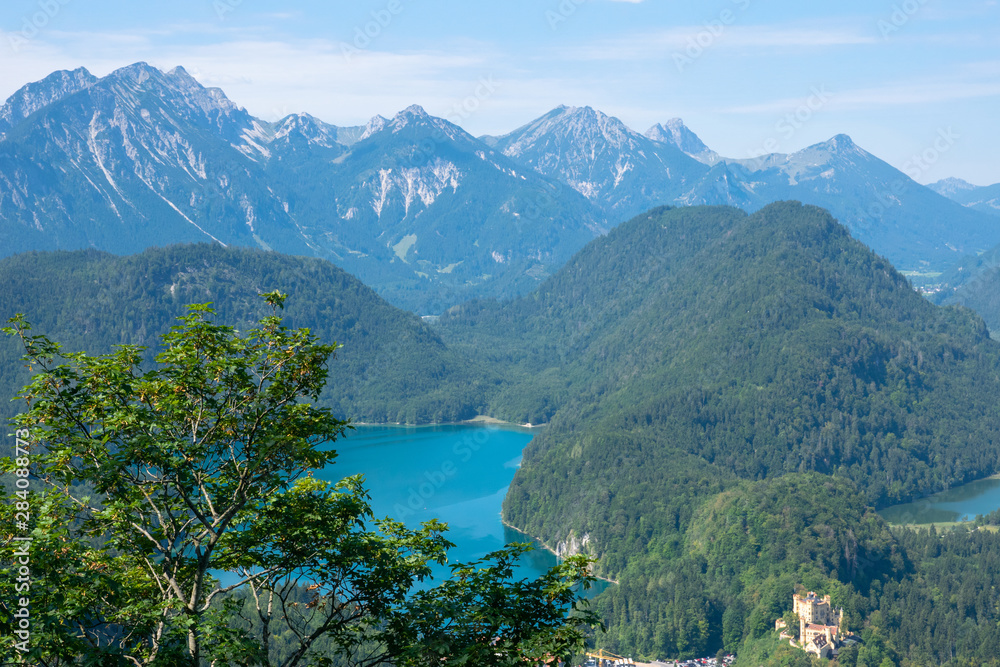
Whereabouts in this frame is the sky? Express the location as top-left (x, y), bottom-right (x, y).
top-left (1, 0), bottom-right (998, 185)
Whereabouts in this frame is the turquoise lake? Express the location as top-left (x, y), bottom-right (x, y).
top-left (878, 475), bottom-right (1000, 524)
top-left (316, 424), bottom-right (587, 588)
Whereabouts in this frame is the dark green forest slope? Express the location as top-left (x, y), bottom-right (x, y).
top-left (0, 245), bottom-right (495, 429)
top-left (441, 203), bottom-right (1000, 509)
top-left (938, 267), bottom-right (1000, 337)
top-left (438, 202), bottom-right (1000, 664)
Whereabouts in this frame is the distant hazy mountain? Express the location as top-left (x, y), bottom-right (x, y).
top-left (0, 62), bottom-right (312, 257)
top-left (485, 107), bottom-right (1000, 272)
top-left (939, 265), bottom-right (1000, 337)
top-left (4, 63), bottom-right (1000, 310)
top-left (483, 105), bottom-right (709, 220)
top-left (645, 118), bottom-right (721, 165)
top-left (0, 64), bottom-right (604, 313)
top-left (265, 103), bottom-right (606, 313)
top-left (931, 233), bottom-right (1000, 334)
top-left (928, 177), bottom-right (1000, 217)
top-left (719, 135), bottom-right (1000, 271)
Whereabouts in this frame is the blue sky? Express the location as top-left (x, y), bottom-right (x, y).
top-left (1, 0), bottom-right (998, 184)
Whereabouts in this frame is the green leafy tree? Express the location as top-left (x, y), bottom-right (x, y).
top-left (780, 612), bottom-right (800, 640)
top-left (0, 293), bottom-right (596, 666)
top-left (389, 544), bottom-right (599, 666)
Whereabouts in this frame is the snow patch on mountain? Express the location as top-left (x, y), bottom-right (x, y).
top-left (360, 115), bottom-right (389, 141)
top-left (0, 67), bottom-right (97, 136)
top-left (373, 169), bottom-right (393, 217)
top-left (237, 121), bottom-right (273, 159)
top-left (240, 195), bottom-right (256, 232)
top-left (613, 160), bottom-right (633, 187)
top-left (369, 159), bottom-right (462, 217)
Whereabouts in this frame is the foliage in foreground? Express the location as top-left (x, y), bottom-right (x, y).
top-left (0, 293), bottom-right (597, 666)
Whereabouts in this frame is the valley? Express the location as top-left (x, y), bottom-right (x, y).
top-left (5, 61), bottom-right (1000, 667)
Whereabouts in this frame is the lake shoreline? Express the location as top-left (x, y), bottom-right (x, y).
top-left (334, 422), bottom-right (620, 588)
top-left (349, 415), bottom-right (547, 432)
top-left (499, 517), bottom-right (619, 586)
top-left (880, 472), bottom-right (1000, 527)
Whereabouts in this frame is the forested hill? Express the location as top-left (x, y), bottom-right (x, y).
top-left (933, 240), bottom-right (1000, 336)
top-left (437, 201), bottom-right (1000, 662)
top-left (0, 245), bottom-right (495, 427)
top-left (441, 202), bottom-right (1000, 508)
top-left (940, 267), bottom-right (1000, 337)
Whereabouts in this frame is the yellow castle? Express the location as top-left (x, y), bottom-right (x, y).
top-left (775, 591), bottom-right (846, 659)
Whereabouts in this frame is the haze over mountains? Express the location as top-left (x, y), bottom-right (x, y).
top-left (929, 177), bottom-right (1000, 218)
top-left (2, 62), bottom-right (1000, 314)
top-left (0, 63), bottom-right (603, 313)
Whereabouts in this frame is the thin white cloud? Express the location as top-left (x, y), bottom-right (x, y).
top-left (559, 23), bottom-right (877, 61)
top-left (722, 79), bottom-right (1000, 114)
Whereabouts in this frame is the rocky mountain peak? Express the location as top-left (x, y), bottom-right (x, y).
top-left (928, 177), bottom-right (978, 197)
top-left (359, 114), bottom-right (389, 140)
top-left (823, 133), bottom-right (863, 154)
top-left (646, 119), bottom-right (719, 165)
top-left (647, 118), bottom-right (709, 153)
top-left (398, 103), bottom-right (429, 118)
top-left (108, 61), bottom-right (159, 84)
top-left (0, 66), bottom-right (97, 135)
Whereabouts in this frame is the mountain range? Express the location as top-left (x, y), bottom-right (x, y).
top-left (929, 177), bottom-right (1000, 218)
top-left (482, 104), bottom-right (1000, 273)
top-left (3, 63), bottom-right (1000, 313)
top-left (0, 63), bottom-right (603, 313)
